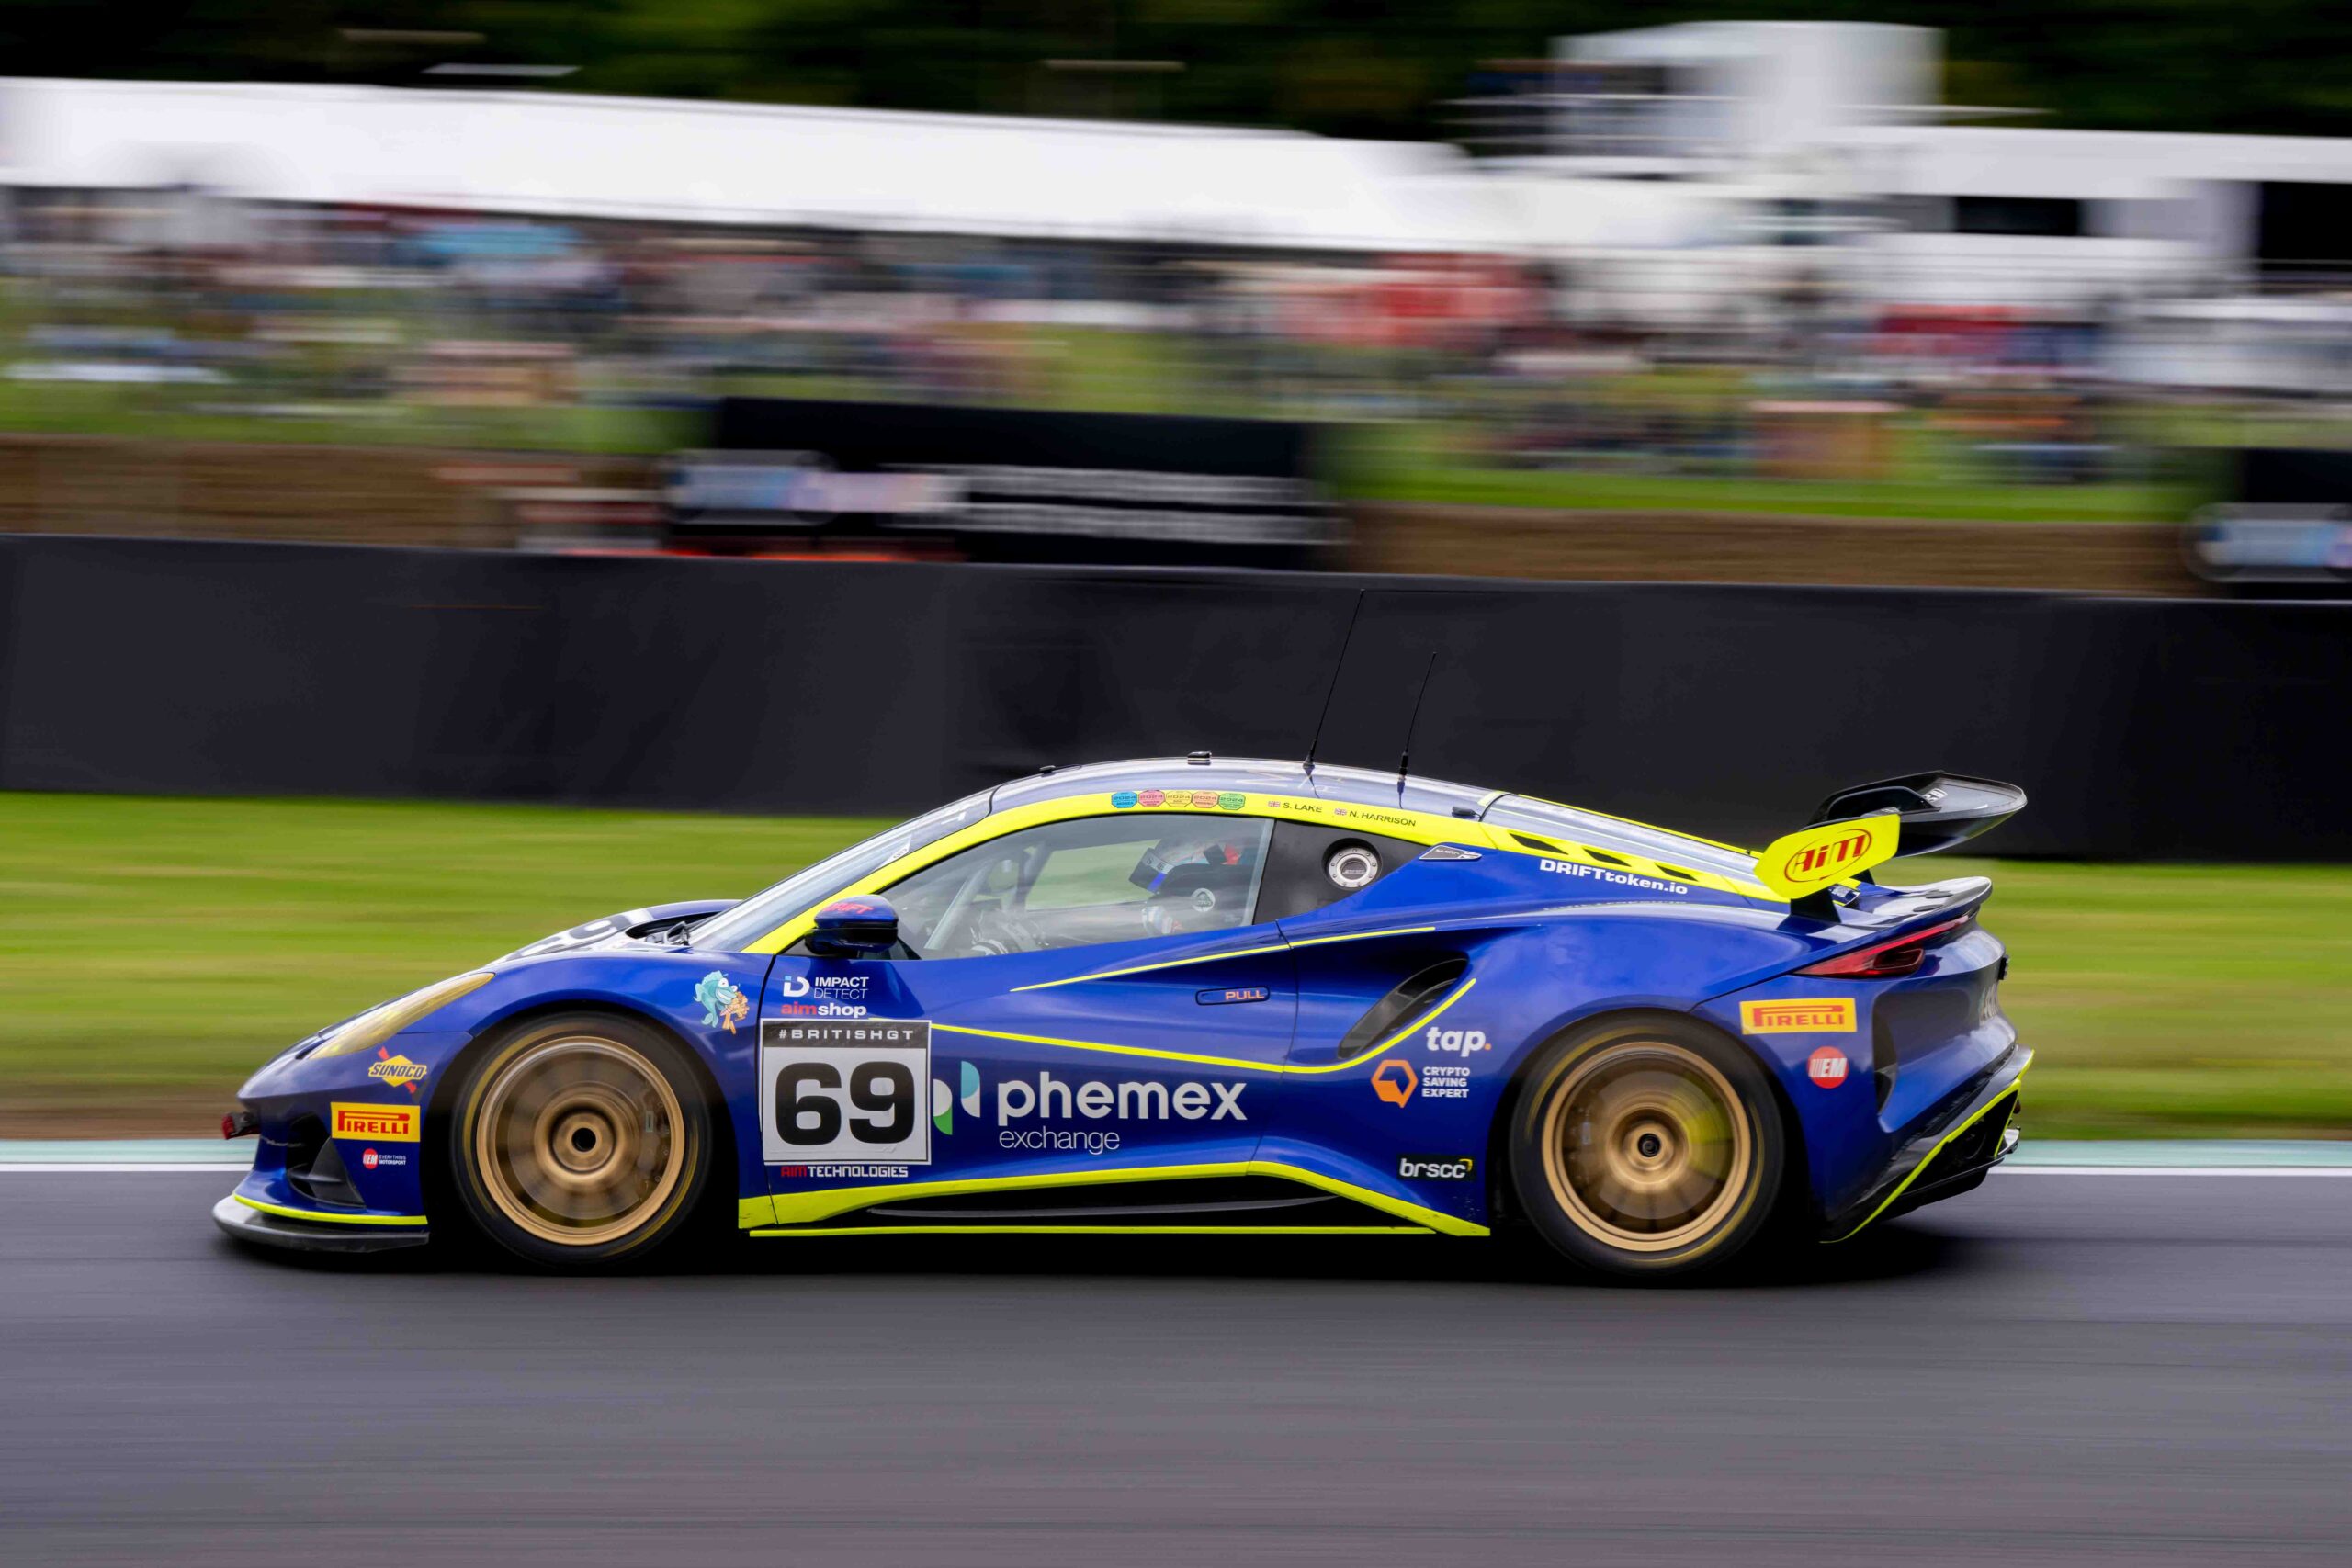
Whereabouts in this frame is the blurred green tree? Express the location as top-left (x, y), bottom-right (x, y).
top-left (4, 2), bottom-right (2352, 141)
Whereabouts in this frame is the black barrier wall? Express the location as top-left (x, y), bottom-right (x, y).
top-left (3, 534), bottom-right (2347, 859)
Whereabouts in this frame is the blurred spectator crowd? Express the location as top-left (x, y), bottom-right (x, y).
top-left (0, 185), bottom-right (2317, 516)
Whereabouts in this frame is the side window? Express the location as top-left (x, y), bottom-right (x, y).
top-left (883, 813), bottom-right (1272, 959)
top-left (1255, 822), bottom-right (1424, 923)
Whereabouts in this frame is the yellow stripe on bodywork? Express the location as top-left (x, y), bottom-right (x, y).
top-left (933, 977), bottom-right (1475, 1077)
top-left (234, 1194), bottom-right (427, 1227)
top-left (1287, 924), bottom-right (1437, 948)
top-left (740, 1160), bottom-right (1488, 1235)
top-left (752, 1224), bottom-right (1431, 1238)
top-left (1504, 793), bottom-right (1758, 858)
top-left (1012, 927), bottom-right (1435, 993)
top-left (1008, 942), bottom-right (1290, 992)
top-left (1827, 1076), bottom-right (2027, 1244)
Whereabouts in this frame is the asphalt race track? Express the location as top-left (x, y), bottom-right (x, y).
top-left (4, 1171), bottom-right (2347, 1567)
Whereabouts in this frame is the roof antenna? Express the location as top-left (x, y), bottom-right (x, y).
top-left (1396, 649), bottom-right (1439, 786)
top-left (1302, 589), bottom-right (1366, 777)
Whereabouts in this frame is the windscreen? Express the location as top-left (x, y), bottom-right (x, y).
top-left (689, 790), bottom-right (994, 952)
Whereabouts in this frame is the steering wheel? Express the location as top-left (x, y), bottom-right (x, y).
top-left (962, 909), bottom-right (1046, 956)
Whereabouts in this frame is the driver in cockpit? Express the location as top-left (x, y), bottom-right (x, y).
top-left (1137, 832), bottom-right (1260, 937)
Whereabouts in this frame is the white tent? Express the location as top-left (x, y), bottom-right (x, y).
top-left (0, 78), bottom-right (1530, 254)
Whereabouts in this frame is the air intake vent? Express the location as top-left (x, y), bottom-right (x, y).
top-left (285, 1118), bottom-right (365, 1209)
top-left (1585, 848), bottom-right (1632, 868)
top-left (1335, 958), bottom-right (1469, 1058)
top-left (1511, 832), bottom-right (1564, 853)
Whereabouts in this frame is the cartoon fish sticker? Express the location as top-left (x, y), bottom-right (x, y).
top-left (695, 971), bottom-right (750, 1034)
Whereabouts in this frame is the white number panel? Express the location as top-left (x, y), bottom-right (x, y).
top-left (760, 1020), bottom-right (932, 1166)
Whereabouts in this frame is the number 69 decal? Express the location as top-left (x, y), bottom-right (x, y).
top-left (759, 1020), bottom-right (932, 1165)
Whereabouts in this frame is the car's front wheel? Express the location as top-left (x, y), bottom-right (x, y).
top-left (1510, 1014), bottom-right (1784, 1279)
top-left (449, 1012), bottom-right (714, 1268)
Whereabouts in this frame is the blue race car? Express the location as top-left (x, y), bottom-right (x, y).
top-left (215, 757), bottom-right (2029, 1279)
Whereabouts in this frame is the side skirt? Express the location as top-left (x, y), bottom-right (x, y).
top-left (752, 1224), bottom-right (1435, 1237)
top-left (742, 1162), bottom-right (1489, 1237)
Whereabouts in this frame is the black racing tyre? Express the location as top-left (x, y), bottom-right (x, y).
top-left (447, 1012), bottom-right (715, 1269)
top-left (1509, 1013), bottom-right (1785, 1280)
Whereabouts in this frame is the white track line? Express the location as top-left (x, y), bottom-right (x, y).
top-left (4, 1164), bottom-right (2349, 1178)
top-left (0, 1164), bottom-right (249, 1173)
top-left (1997, 1165), bottom-right (2352, 1177)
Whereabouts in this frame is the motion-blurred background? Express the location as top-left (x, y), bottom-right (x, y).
top-left (1, 6), bottom-right (2346, 1145)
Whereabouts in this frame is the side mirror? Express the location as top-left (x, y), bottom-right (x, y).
top-left (808, 895), bottom-right (899, 958)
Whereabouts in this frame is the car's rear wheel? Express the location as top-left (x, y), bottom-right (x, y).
top-left (1510, 1014), bottom-right (1783, 1279)
top-left (449, 1012), bottom-right (713, 1268)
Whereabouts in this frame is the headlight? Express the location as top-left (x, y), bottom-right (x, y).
top-left (309, 972), bottom-right (496, 1059)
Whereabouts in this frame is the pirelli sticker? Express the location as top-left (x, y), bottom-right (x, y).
top-left (330, 1101), bottom-right (422, 1143)
top-left (1740, 998), bottom-right (1857, 1034)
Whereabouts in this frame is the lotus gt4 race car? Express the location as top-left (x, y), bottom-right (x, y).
top-left (216, 758), bottom-right (2029, 1278)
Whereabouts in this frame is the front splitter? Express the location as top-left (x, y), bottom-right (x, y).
top-left (211, 1194), bottom-right (432, 1255)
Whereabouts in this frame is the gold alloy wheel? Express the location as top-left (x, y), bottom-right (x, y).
top-left (469, 1035), bottom-right (688, 1247)
top-left (1540, 1039), bottom-right (1755, 1255)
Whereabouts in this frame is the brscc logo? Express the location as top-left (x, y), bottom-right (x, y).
top-left (1396, 1155), bottom-right (1475, 1181)
top-left (1423, 1027), bottom-right (1488, 1055)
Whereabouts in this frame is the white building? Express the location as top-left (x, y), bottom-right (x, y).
top-left (1494, 19), bottom-right (2352, 322)
top-left (0, 77), bottom-right (1527, 256)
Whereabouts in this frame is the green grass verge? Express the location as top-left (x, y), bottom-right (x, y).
top-left (1330, 423), bottom-right (2205, 524)
top-left (2, 793), bottom-right (2345, 1138)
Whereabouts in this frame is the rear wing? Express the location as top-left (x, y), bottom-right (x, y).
top-left (1756, 773), bottom-right (2026, 905)
top-left (1809, 773), bottom-right (2027, 858)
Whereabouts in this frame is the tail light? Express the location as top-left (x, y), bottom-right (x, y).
top-left (1798, 914), bottom-right (1973, 978)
